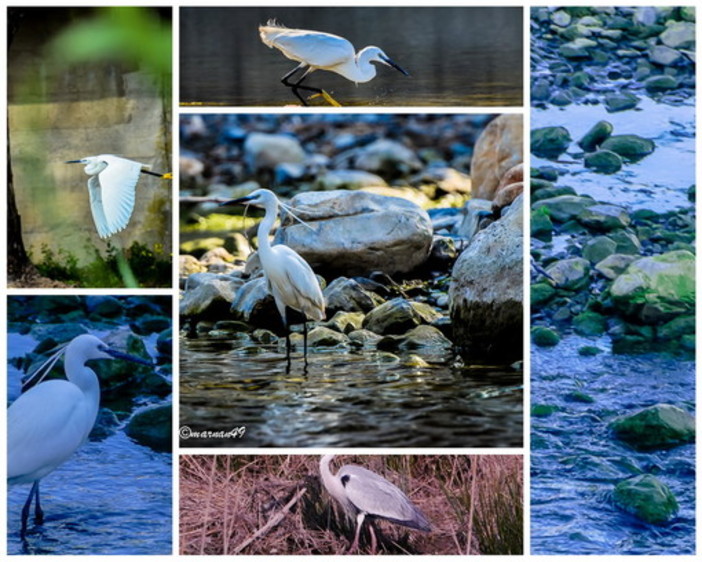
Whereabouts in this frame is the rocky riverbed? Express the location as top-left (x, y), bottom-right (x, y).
top-left (179, 113), bottom-right (524, 447)
top-left (530, 6), bottom-right (695, 555)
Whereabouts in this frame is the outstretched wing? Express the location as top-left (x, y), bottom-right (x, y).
top-left (87, 175), bottom-right (111, 238)
top-left (93, 155), bottom-right (142, 238)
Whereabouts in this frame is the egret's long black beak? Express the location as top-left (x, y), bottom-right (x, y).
top-left (220, 195), bottom-right (254, 207)
top-left (65, 160), bottom-right (82, 164)
top-left (100, 345), bottom-right (153, 366)
top-left (380, 54), bottom-right (410, 76)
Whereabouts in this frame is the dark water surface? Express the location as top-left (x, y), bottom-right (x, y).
top-left (179, 335), bottom-right (523, 448)
top-left (180, 7), bottom-right (523, 106)
top-left (531, 336), bottom-right (695, 555)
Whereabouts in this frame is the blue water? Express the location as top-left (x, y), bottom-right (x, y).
top-left (531, 336), bottom-right (695, 555)
top-left (6, 335), bottom-right (172, 555)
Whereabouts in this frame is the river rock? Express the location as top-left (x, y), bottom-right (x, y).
top-left (230, 277), bottom-right (279, 328)
top-left (610, 250), bottom-right (695, 324)
top-left (276, 190), bottom-right (433, 276)
top-left (85, 296), bottom-right (124, 318)
top-left (314, 169), bottom-right (387, 191)
top-left (180, 254), bottom-right (207, 277)
top-left (600, 134), bottom-right (655, 162)
top-left (307, 326), bottom-right (349, 347)
top-left (449, 195), bottom-right (523, 361)
top-left (609, 230), bottom-right (641, 255)
top-left (532, 195), bottom-right (596, 222)
top-left (578, 120), bottom-right (613, 151)
top-left (323, 277), bottom-right (385, 314)
top-left (531, 126), bottom-right (571, 160)
top-left (612, 474), bottom-right (679, 525)
top-left (644, 75), bottom-right (679, 93)
top-left (349, 139), bottom-right (423, 178)
top-left (577, 204), bottom-right (631, 231)
top-left (559, 38), bottom-right (598, 58)
top-left (594, 254), bottom-right (638, 279)
top-left (125, 403), bottom-right (172, 453)
top-left (545, 258), bottom-right (591, 290)
top-left (363, 298), bottom-right (441, 336)
top-left (584, 150), bottom-right (623, 174)
top-left (455, 199), bottom-right (493, 241)
top-left (531, 326), bottom-right (560, 347)
top-left (660, 21), bottom-right (695, 49)
top-left (610, 403), bottom-right (695, 450)
top-left (347, 329), bottom-right (383, 348)
top-left (324, 311), bottom-right (365, 334)
top-left (471, 115), bottom-right (523, 200)
top-left (180, 274), bottom-right (244, 318)
top-left (378, 325), bottom-right (452, 351)
top-left (648, 45), bottom-right (683, 67)
top-left (604, 91), bottom-right (640, 112)
top-left (243, 132), bottom-right (305, 174)
top-left (583, 236), bottom-right (617, 263)
top-left (573, 311), bottom-right (607, 336)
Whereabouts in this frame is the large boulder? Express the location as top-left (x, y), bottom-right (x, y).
top-left (472, 115), bottom-right (524, 200)
top-left (612, 474), bottom-right (679, 525)
top-left (610, 250), bottom-right (695, 324)
top-left (449, 195), bottom-right (523, 361)
top-left (275, 190), bottom-right (433, 276)
top-left (610, 404), bottom-right (695, 450)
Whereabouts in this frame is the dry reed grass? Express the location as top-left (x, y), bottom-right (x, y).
top-left (180, 455), bottom-right (522, 555)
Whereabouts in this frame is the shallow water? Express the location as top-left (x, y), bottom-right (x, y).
top-left (532, 98), bottom-right (695, 212)
top-left (6, 335), bottom-right (172, 555)
top-left (530, 336), bottom-right (695, 555)
top-left (179, 335), bottom-right (523, 448)
top-left (180, 7), bottom-right (523, 107)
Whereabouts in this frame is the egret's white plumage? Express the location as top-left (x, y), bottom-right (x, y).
top-left (259, 20), bottom-right (409, 106)
top-left (66, 154), bottom-right (171, 238)
top-left (222, 189), bottom-right (325, 367)
top-left (8, 333), bottom-right (152, 536)
top-left (320, 455), bottom-right (431, 553)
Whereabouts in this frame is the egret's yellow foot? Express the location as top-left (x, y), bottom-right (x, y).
top-left (309, 90), bottom-right (342, 107)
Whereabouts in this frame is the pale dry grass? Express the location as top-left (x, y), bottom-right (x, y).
top-left (179, 455), bottom-right (523, 555)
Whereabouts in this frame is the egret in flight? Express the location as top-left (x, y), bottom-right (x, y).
top-left (221, 189), bottom-right (325, 369)
top-left (320, 455), bottom-right (431, 553)
top-left (8, 333), bottom-right (152, 537)
top-left (259, 20), bottom-right (409, 107)
top-left (66, 155), bottom-right (172, 239)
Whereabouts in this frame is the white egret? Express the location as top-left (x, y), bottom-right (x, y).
top-left (8, 333), bottom-right (152, 537)
top-left (259, 20), bottom-right (409, 107)
top-left (65, 155), bottom-right (172, 239)
top-left (221, 189), bottom-right (325, 369)
top-left (320, 455), bottom-right (431, 553)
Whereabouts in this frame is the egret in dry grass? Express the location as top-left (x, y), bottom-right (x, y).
top-left (66, 155), bottom-right (172, 238)
top-left (7, 333), bottom-right (152, 537)
top-left (320, 454), bottom-right (431, 553)
top-left (221, 189), bottom-right (325, 369)
top-left (259, 20), bottom-right (409, 107)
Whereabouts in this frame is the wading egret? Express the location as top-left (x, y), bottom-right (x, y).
top-left (66, 155), bottom-right (172, 239)
top-left (259, 20), bottom-right (409, 107)
top-left (8, 333), bottom-right (152, 537)
top-left (320, 455), bottom-right (431, 553)
top-left (221, 189), bottom-right (325, 369)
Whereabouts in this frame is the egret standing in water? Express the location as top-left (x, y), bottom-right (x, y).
top-left (319, 455), bottom-right (431, 554)
top-left (7, 333), bottom-right (152, 537)
top-left (221, 189), bottom-right (325, 369)
top-left (259, 20), bottom-right (409, 107)
top-left (66, 155), bottom-right (172, 238)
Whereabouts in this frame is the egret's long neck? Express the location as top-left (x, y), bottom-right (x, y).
top-left (320, 455), bottom-right (355, 515)
top-left (336, 49), bottom-right (378, 84)
top-left (64, 356), bottom-right (101, 434)
top-left (256, 197), bottom-right (278, 260)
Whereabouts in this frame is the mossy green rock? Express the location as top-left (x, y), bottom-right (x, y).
top-left (532, 195), bottom-right (596, 222)
top-left (531, 126), bottom-right (572, 159)
top-left (545, 258), bottom-right (591, 290)
top-left (610, 250), bottom-right (695, 323)
top-left (532, 326), bottom-right (560, 347)
top-left (644, 75), bottom-right (679, 93)
top-left (578, 345), bottom-right (603, 356)
top-left (657, 315), bottom-right (695, 341)
top-left (604, 91), bottom-right (640, 112)
top-left (583, 236), bottom-right (617, 263)
top-left (573, 311), bottom-right (607, 336)
top-left (363, 298), bottom-right (440, 335)
top-left (612, 474), bottom-right (679, 524)
top-left (600, 135), bottom-right (655, 162)
top-left (125, 403), bottom-right (172, 453)
top-left (610, 404), bottom-right (695, 450)
top-left (531, 208), bottom-right (554, 241)
top-left (531, 282), bottom-right (556, 306)
top-left (578, 120), bottom-right (613, 151)
top-left (584, 150), bottom-right (623, 174)
top-left (532, 403), bottom-right (560, 417)
top-left (660, 21), bottom-right (695, 49)
top-left (595, 254), bottom-right (638, 280)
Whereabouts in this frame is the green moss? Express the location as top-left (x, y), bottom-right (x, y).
top-left (532, 326), bottom-right (560, 347)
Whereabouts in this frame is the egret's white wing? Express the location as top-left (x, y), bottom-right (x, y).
top-left (264, 28), bottom-right (355, 68)
top-left (269, 245), bottom-right (325, 321)
top-left (8, 381), bottom-right (89, 484)
top-left (94, 155), bottom-right (141, 238)
top-left (87, 175), bottom-right (112, 238)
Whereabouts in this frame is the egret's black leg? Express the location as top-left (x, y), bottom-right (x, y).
top-left (283, 309), bottom-right (291, 373)
top-left (20, 481), bottom-right (39, 537)
top-left (303, 320), bottom-right (309, 368)
top-left (34, 482), bottom-right (43, 525)
top-left (280, 66), bottom-right (324, 106)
